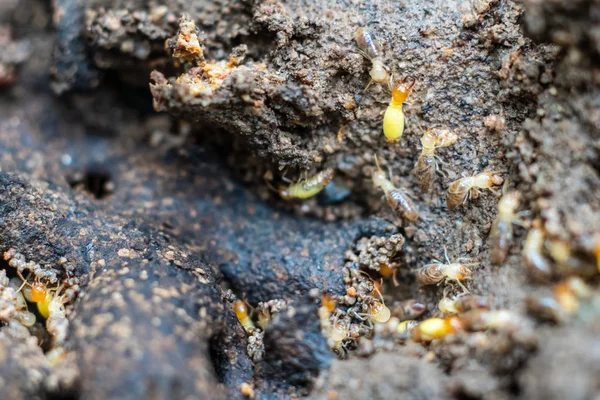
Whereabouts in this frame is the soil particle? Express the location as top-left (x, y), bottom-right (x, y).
top-left (310, 351), bottom-right (449, 400)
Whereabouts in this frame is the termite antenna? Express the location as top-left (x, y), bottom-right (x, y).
top-left (372, 278), bottom-right (386, 305)
top-left (264, 178), bottom-right (279, 194)
top-left (443, 246), bottom-right (451, 264)
top-left (16, 270), bottom-right (32, 292)
top-left (374, 154), bottom-right (382, 171)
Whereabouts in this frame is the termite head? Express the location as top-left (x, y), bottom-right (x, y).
top-left (499, 192), bottom-right (520, 214)
top-left (234, 300), bottom-right (249, 320)
top-left (369, 300), bottom-right (391, 323)
top-left (31, 281), bottom-right (47, 303)
top-left (438, 297), bottom-right (457, 314)
top-left (475, 172), bottom-right (504, 188)
top-left (446, 264), bottom-right (473, 280)
top-left (436, 129), bottom-right (458, 147)
top-left (421, 129), bottom-right (458, 150)
top-left (278, 187), bottom-right (292, 200)
top-left (391, 78), bottom-right (415, 104)
top-left (371, 155), bottom-right (389, 188)
top-left (370, 59), bottom-right (388, 83)
top-left (321, 294), bottom-right (336, 313)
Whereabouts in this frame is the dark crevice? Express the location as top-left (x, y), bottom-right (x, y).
top-left (67, 170), bottom-right (114, 199)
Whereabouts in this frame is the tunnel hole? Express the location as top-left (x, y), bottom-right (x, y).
top-left (67, 170), bottom-right (114, 199)
top-left (0, 256), bottom-right (53, 351)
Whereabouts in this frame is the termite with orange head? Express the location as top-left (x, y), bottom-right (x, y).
top-left (414, 128), bottom-right (458, 192)
top-left (383, 78), bottom-right (415, 143)
top-left (411, 316), bottom-right (464, 342)
top-left (372, 155), bottom-right (419, 221)
top-left (354, 27), bottom-right (389, 90)
top-left (446, 171), bottom-right (504, 209)
top-left (234, 300), bottom-right (255, 334)
top-left (276, 168), bottom-right (335, 200)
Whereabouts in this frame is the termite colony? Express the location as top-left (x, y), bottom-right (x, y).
top-left (232, 297), bottom-right (288, 362)
top-left (1, 249), bottom-right (79, 365)
top-left (208, 23), bottom-right (600, 362)
top-left (310, 26), bottom-right (600, 359)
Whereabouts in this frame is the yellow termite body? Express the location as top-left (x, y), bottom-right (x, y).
top-left (383, 79), bottom-right (415, 143)
top-left (412, 316), bottom-right (464, 342)
top-left (279, 168), bottom-right (335, 200)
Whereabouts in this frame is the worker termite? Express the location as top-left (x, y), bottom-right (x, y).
top-left (523, 219), bottom-right (553, 282)
top-left (526, 277), bottom-right (592, 323)
top-left (411, 316), bottom-right (464, 342)
top-left (234, 300), bottom-right (256, 333)
top-left (367, 299), bottom-right (391, 323)
top-left (330, 315), bottom-right (351, 342)
top-left (354, 27), bottom-right (389, 90)
top-left (8, 278), bottom-right (36, 327)
top-left (489, 191), bottom-right (522, 265)
top-left (415, 248), bottom-right (475, 292)
top-left (392, 299), bottom-right (426, 321)
top-left (318, 294), bottom-right (337, 338)
top-left (414, 128), bottom-right (458, 192)
top-left (383, 78), bottom-right (415, 143)
top-left (372, 155), bottom-right (419, 221)
top-left (396, 319), bottom-right (419, 339)
top-left (459, 309), bottom-right (523, 332)
top-left (275, 168), bottom-right (335, 200)
top-left (446, 171), bottom-right (504, 209)
top-left (547, 239), bottom-right (598, 278)
top-left (438, 294), bottom-right (490, 315)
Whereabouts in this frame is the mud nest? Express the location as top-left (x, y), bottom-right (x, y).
top-left (0, 0), bottom-right (599, 399)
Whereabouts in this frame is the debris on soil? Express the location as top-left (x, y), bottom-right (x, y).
top-left (1, 0), bottom-right (600, 398)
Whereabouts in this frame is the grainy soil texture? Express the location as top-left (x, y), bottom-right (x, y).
top-left (0, 0), bottom-right (599, 399)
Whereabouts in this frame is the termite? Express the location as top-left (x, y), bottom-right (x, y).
top-left (372, 155), bottom-right (419, 221)
top-left (415, 248), bottom-right (475, 292)
top-left (383, 78), bottom-right (415, 143)
top-left (393, 299), bottom-right (426, 321)
top-left (411, 316), bottom-right (464, 342)
top-left (15, 270), bottom-right (48, 303)
top-left (396, 320), bottom-right (419, 340)
top-left (489, 191), bottom-right (522, 264)
top-left (523, 219), bottom-right (553, 282)
top-left (354, 27), bottom-right (389, 90)
top-left (414, 128), bottom-right (458, 192)
top-left (446, 171), bottom-right (504, 209)
top-left (525, 277), bottom-right (591, 323)
top-left (438, 294), bottom-right (489, 315)
top-left (276, 168), bottom-right (335, 200)
top-left (459, 309), bottom-right (523, 332)
top-left (234, 300), bottom-right (255, 333)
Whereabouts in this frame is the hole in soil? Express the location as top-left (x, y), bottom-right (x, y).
top-left (0, 257), bottom-right (52, 351)
top-left (67, 170), bottom-right (114, 199)
top-left (208, 335), bottom-right (226, 383)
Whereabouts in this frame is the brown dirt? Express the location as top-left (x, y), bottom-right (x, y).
top-left (0, 0), bottom-right (599, 399)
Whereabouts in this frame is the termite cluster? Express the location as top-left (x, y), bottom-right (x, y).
top-left (1, 249), bottom-right (79, 357)
top-left (232, 297), bottom-right (288, 361)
